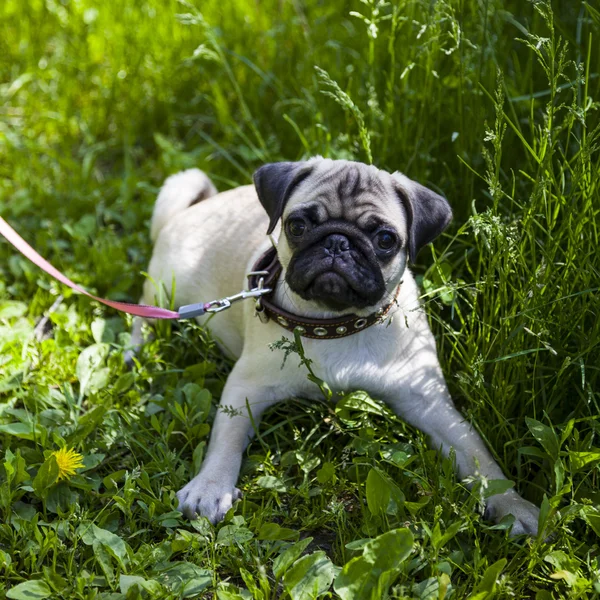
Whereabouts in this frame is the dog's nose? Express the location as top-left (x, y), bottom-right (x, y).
top-left (324, 234), bottom-right (350, 256)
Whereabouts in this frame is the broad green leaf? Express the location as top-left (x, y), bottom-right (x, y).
top-left (0, 549), bottom-right (12, 570)
top-left (45, 483), bottom-right (79, 513)
top-left (411, 576), bottom-right (439, 599)
top-left (365, 468), bottom-right (404, 516)
top-left (482, 479), bottom-right (515, 498)
top-left (544, 550), bottom-right (578, 572)
top-left (257, 522), bottom-right (299, 541)
top-left (76, 343), bottom-right (110, 396)
top-left (113, 372), bottom-right (135, 393)
top-left (216, 524), bottom-right (254, 547)
top-left (283, 551), bottom-right (336, 600)
top-left (544, 552), bottom-right (579, 586)
top-left (362, 528), bottom-right (413, 571)
top-left (344, 538), bottom-right (371, 551)
top-left (119, 574), bottom-right (163, 595)
top-left (80, 452), bottom-right (105, 471)
top-left (273, 537), bottom-right (313, 580)
top-left (0, 301), bottom-right (27, 319)
top-left (32, 455), bottom-right (59, 498)
top-left (405, 495), bottom-right (431, 515)
top-left (93, 541), bottom-right (113, 583)
top-left (581, 507), bottom-right (600, 536)
top-left (120, 575), bottom-right (147, 594)
top-left (78, 523), bottom-right (130, 570)
top-left (334, 555), bottom-right (373, 600)
top-left (316, 462), bottom-right (336, 484)
top-left (334, 528), bottom-right (413, 600)
top-left (298, 454), bottom-right (320, 474)
top-left (439, 572), bottom-right (451, 599)
top-left (67, 405), bottom-right (107, 446)
top-left (336, 391), bottom-right (387, 417)
top-left (256, 475), bottom-right (286, 492)
top-left (365, 468), bottom-right (390, 516)
top-left (0, 321), bottom-right (33, 349)
top-left (184, 361), bottom-right (217, 380)
top-left (7, 580), bottom-right (52, 599)
top-left (12, 501), bottom-right (36, 520)
top-left (4, 448), bottom-right (29, 486)
top-left (518, 446), bottom-right (547, 459)
top-left (239, 567), bottom-right (264, 599)
top-left (526, 418), bottom-right (559, 460)
top-left (570, 450), bottom-right (600, 471)
top-left (182, 384), bottom-right (212, 421)
top-left (93, 526), bottom-right (129, 567)
top-left (91, 318), bottom-right (115, 343)
top-left (0, 423), bottom-right (39, 441)
top-left (554, 459), bottom-right (567, 494)
top-left (156, 562), bottom-right (212, 597)
top-left (471, 558), bottom-right (507, 599)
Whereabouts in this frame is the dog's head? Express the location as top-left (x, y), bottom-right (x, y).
top-left (253, 158), bottom-right (451, 312)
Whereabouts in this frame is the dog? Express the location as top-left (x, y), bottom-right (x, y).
top-left (132, 157), bottom-right (540, 536)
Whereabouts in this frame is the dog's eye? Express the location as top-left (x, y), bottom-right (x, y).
top-left (287, 219), bottom-right (306, 237)
top-left (374, 230), bottom-right (397, 252)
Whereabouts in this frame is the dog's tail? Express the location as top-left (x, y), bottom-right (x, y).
top-left (151, 169), bottom-right (218, 242)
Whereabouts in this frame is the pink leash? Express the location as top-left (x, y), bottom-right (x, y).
top-left (0, 216), bottom-right (205, 319)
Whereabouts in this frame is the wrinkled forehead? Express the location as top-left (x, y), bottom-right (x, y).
top-left (285, 161), bottom-right (407, 232)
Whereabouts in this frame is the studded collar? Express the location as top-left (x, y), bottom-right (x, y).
top-left (247, 247), bottom-right (400, 339)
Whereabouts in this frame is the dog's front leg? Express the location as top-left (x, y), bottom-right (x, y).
top-left (384, 358), bottom-right (540, 536)
top-left (176, 364), bottom-right (280, 524)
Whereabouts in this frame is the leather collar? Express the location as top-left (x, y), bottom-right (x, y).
top-left (247, 247), bottom-right (399, 340)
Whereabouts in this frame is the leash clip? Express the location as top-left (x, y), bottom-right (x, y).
top-left (179, 269), bottom-right (273, 319)
top-left (204, 298), bottom-right (232, 313)
top-left (204, 285), bottom-right (272, 315)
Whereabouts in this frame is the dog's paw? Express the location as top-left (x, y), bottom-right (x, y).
top-left (176, 476), bottom-right (242, 524)
top-left (485, 491), bottom-right (540, 536)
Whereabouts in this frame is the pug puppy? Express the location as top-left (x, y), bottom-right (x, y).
top-left (134, 158), bottom-right (540, 535)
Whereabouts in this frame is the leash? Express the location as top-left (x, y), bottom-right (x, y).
top-left (0, 215), bottom-right (397, 338)
top-left (0, 216), bottom-right (271, 320)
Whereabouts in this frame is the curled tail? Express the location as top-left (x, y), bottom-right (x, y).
top-left (151, 169), bottom-right (218, 242)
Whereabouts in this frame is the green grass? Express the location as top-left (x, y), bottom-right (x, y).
top-left (1, 0), bottom-right (599, 597)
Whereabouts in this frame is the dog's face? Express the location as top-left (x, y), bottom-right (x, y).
top-left (254, 158), bottom-right (451, 312)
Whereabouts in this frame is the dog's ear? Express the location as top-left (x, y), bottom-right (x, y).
top-left (392, 173), bottom-right (452, 263)
top-left (253, 162), bottom-right (314, 234)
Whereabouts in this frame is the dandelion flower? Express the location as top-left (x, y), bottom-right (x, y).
top-left (52, 447), bottom-right (85, 481)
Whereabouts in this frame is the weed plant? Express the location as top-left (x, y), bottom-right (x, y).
top-left (0, 0), bottom-right (599, 598)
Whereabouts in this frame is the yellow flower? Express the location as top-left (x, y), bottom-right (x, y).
top-left (52, 447), bottom-right (85, 481)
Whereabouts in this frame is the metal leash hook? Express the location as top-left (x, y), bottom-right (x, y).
top-left (178, 276), bottom-right (272, 320)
